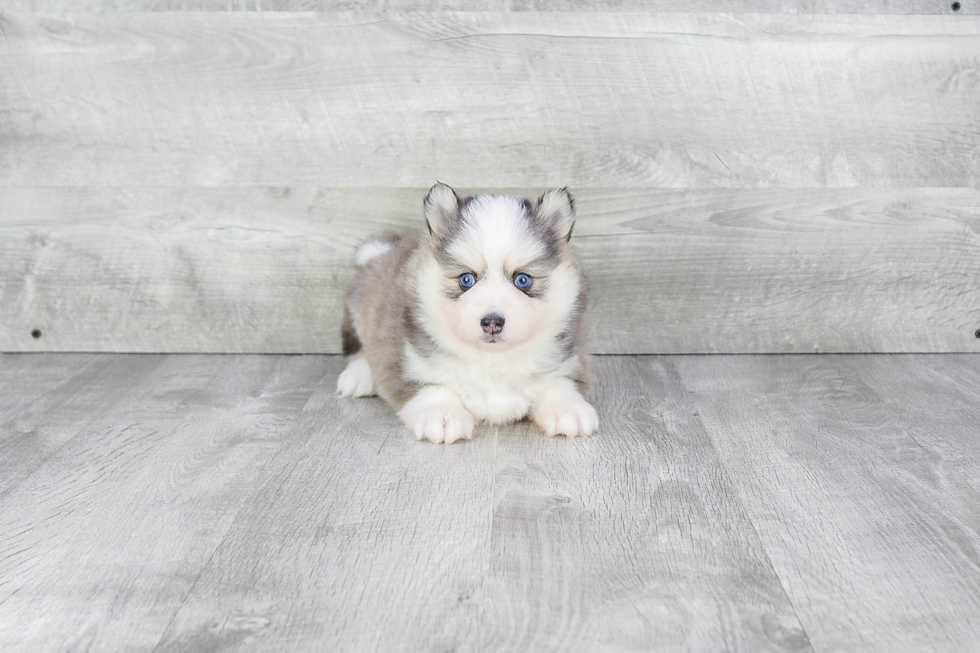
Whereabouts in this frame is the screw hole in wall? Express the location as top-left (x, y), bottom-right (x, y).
top-left (975, 329), bottom-right (980, 339)
top-left (952, 2), bottom-right (961, 11)
top-left (31, 329), bottom-right (42, 339)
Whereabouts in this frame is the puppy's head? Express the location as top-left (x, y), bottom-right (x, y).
top-left (417, 182), bottom-right (584, 355)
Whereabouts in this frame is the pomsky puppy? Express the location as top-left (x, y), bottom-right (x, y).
top-left (336, 182), bottom-right (597, 444)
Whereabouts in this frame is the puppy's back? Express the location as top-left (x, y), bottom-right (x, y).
top-left (342, 232), bottom-right (425, 405)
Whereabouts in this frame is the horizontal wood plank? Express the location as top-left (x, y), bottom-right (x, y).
top-left (2, 12), bottom-right (979, 188)
top-left (5, 1), bottom-right (979, 13)
top-left (2, 186), bottom-right (978, 353)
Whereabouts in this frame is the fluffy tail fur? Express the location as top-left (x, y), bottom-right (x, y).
top-left (355, 234), bottom-right (401, 266)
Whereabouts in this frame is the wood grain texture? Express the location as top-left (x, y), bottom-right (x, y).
top-left (673, 354), bottom-right (980, 653)
top-left (4, 353), bottom-right (980, 651)
top-left (839, 354), bottom-right (980, 521)
top-left (0, 353), bottom-right (164, 497)
top-left (2, 12), bottom-right (979, 188)
top-left (470, 356), bottom-right (812, 652)
top-left (0, 354), bottom-right (107, 442)
top-left (2, 186), bottom-right (978, 354)
top-left (2, 10), bottom-right (978, 355)
top-left (0, 354), bottom-right (327, 652)
top-left (153, 357), bottom-right (500, 652)
top-left (5, 1), bottom-right (980, 13)
top-left (107, 355), bottom-right (810, 653)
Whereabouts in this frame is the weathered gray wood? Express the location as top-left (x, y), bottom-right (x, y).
top-left (2, 12), bottom-right (978, 188)
top-left (0, 354), bottom-right (107, 434)
top-left (151, 356), bottom-right (812, 652)
top-left (840, 354), bottom-right (980, 502)
top-left (153, 357), bottom-right (499, 652)
top-left (0, 353), bottom-right (167, 497)
top-left (469, 357), bottom-right (813, 652)
top-left (673, 354), bottom-right (980, 653)
top-left (5, 1), bottom-right (978, 13)
top-left (2, 353), bottom-right (980, 651)
top-left (3, 10), bottom-right (978, 355)
top-left (2, 186), bottom-right (978, 354)
top-left (0, 354), bottom-right (326, 652)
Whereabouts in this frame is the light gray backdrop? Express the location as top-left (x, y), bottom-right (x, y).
top-left (1, 2), bottom-right (978, 353)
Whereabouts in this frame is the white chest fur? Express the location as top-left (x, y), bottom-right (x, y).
top-left (403, 344), bottom-right (578, 424)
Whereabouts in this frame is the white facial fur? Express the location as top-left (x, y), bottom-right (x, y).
top-left (418, 195), bottom-right (578, 357)
top-left (449, 196), bottom-right (541, 351)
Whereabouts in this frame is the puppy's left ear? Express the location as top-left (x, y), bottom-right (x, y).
top-left (536, 188), bottom-right (576, 242)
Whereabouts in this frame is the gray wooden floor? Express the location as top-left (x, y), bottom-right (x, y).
top-left (1, 354), bottom-right (979, 652)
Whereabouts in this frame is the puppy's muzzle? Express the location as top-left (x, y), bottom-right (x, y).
top-left (480, 313), bottom-right (505, 335)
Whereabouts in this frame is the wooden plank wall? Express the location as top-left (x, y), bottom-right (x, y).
top-left (1, 4), bottom-right (978, 353)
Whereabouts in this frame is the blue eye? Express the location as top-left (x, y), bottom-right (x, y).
top-left (514, 273), bottom-right (532, 290)
top-left (459, 273), bottom-right (476, 289)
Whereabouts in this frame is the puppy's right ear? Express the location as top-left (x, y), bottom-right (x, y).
top-left (423, 182), bottom-right (460, 237)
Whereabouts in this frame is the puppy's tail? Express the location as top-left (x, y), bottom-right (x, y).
top-left (354, 234), bottom-right (401, 266)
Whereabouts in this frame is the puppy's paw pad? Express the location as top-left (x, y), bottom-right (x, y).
top-left (336, 358), bottom-right (375, 397)
top-left (407, 406), bottom-right (475, 444)
top-left (533, 399), bottom-right (598, 438)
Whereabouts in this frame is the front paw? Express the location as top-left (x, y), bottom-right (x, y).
top-left (532, 397), bottom-right (598, 438)
top-left (401, 404), bottom-right (475, 445)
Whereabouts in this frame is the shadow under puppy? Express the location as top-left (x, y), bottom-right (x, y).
top-left (337, 183), bottom-right (597, 444)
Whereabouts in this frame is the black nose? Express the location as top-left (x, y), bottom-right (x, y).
top-left (480, 313), bottom-right (505, 335)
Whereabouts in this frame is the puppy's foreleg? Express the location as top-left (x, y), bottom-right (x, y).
top-left (531, 377), bottom-right (598, 438)
top-left (398, 386), bottom-right (475, 444)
